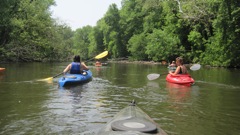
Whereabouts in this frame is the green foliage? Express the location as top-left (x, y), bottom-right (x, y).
top-left (88, 26), bottom-right (104, 57)
top-left (73, 26), bottom-right (92, 59)
top-left (199, 0), bottom-right (240, 67)
top-left (128, 33), bottom-right (147, 60)
top-left (0, 0), bottom-right (73, 62)
top-left (188, 30), bottom-right (205, 62)
top-left (145, 29), bottom-right (181, 61)
top-left (1, 0), bottom-right (240, 67)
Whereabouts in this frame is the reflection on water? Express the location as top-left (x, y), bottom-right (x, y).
top-left (166, 82), bottom-right (192, 102)
top-left (0, 74), bottom-right (5, 81)
top-left (0, 63), bottom-right (240, 135)
top-left (197, 80), bottom-right (240, 89)
top-left (146, 81), bottom-right (160, 88)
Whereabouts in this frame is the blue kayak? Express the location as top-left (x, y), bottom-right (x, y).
top-left (58, 70), bottom-right (92, 87)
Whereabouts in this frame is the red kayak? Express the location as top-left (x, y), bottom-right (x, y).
top-left (166, 74), bottom-right (194, 85)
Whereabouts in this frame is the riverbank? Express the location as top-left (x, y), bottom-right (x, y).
top-left (107, 59), bottom-right (200, 68)
top-left (108, 60), bottom-right (162, 65)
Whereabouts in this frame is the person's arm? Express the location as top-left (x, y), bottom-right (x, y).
top-left (169, 66), bottom-right (180, 75)
top-left (182, 65), bottom-right (188, 74)
top-left (63, 64), bottom-right (71, 74)
top-left (81, 62), bottom-right (89, 71)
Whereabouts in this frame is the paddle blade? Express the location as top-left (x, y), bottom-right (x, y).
top-left (147, 74), bottom-right (160, 80)
top-left (95, 51), bottom-right (108, 59)
top-left (190, 64), bottom-right (201, 71)
top-left (37, 77), bottom-right (53, 81)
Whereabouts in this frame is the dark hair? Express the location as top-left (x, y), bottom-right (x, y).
top-left (73, 55), bottom-right (81, 62)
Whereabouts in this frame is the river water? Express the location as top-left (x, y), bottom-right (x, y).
top-left (0, 62), bottom-right (240, 135)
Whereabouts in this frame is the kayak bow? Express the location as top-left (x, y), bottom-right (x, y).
top-left (97, 101), bottom-right (167, 135)
top-left (166, 74), bottom-right (194, 85)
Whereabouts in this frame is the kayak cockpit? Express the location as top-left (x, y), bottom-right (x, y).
top-left (97, 100), bottom-right (167, 135)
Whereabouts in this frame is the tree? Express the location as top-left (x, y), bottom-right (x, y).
top-left (103, 4), bottom-right (125, 58)
top-left (146, 29), bottom-right (181, 61)
top-left (128, 33), bottom-right (148, 60)
top-left (73, 26), bottom-right (92, 59)
top-left (88, 25), bottom-right (105, 57)
top-left (0, 0), bottom-right (74, 62)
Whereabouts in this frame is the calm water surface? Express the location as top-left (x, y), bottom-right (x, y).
top-left (0, 62), bottom-right (240, 135)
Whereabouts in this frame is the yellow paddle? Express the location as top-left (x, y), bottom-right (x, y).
top-left (38, 51), bottom-right (108, 81)
top-left (95, 51), bottom-right (108, 59)
top-left (85, 50), bottom-right (108, 62)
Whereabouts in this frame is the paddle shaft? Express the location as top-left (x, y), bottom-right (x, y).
top-left (85, 58), bottom-right (94, 62)
top-left (45, 51), bottom-right (108, 79)
top-left (160, 73), bottom-right (168, 76)
top-left (53, 72), bottom-right (64, 78)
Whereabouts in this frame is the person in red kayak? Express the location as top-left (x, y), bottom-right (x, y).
top-left (169, 57), bottom-right (188, 75)
top-left (168, 61), bottom-right (177, 72)
top-left (63, 55), bottom-right (89, 74)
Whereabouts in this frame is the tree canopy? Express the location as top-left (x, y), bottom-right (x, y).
top-left (0, 0), bottom-right (73, 62)
top-left (1, 0), bottom-right (239, 67)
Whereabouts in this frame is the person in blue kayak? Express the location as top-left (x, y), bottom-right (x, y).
top-left (63, 55), bottom-right (89, 74)
top-left (169, 57), bottom-right (188, 75)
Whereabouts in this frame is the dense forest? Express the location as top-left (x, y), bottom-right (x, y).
top-left (0, 0), bottom-right (240, 67)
